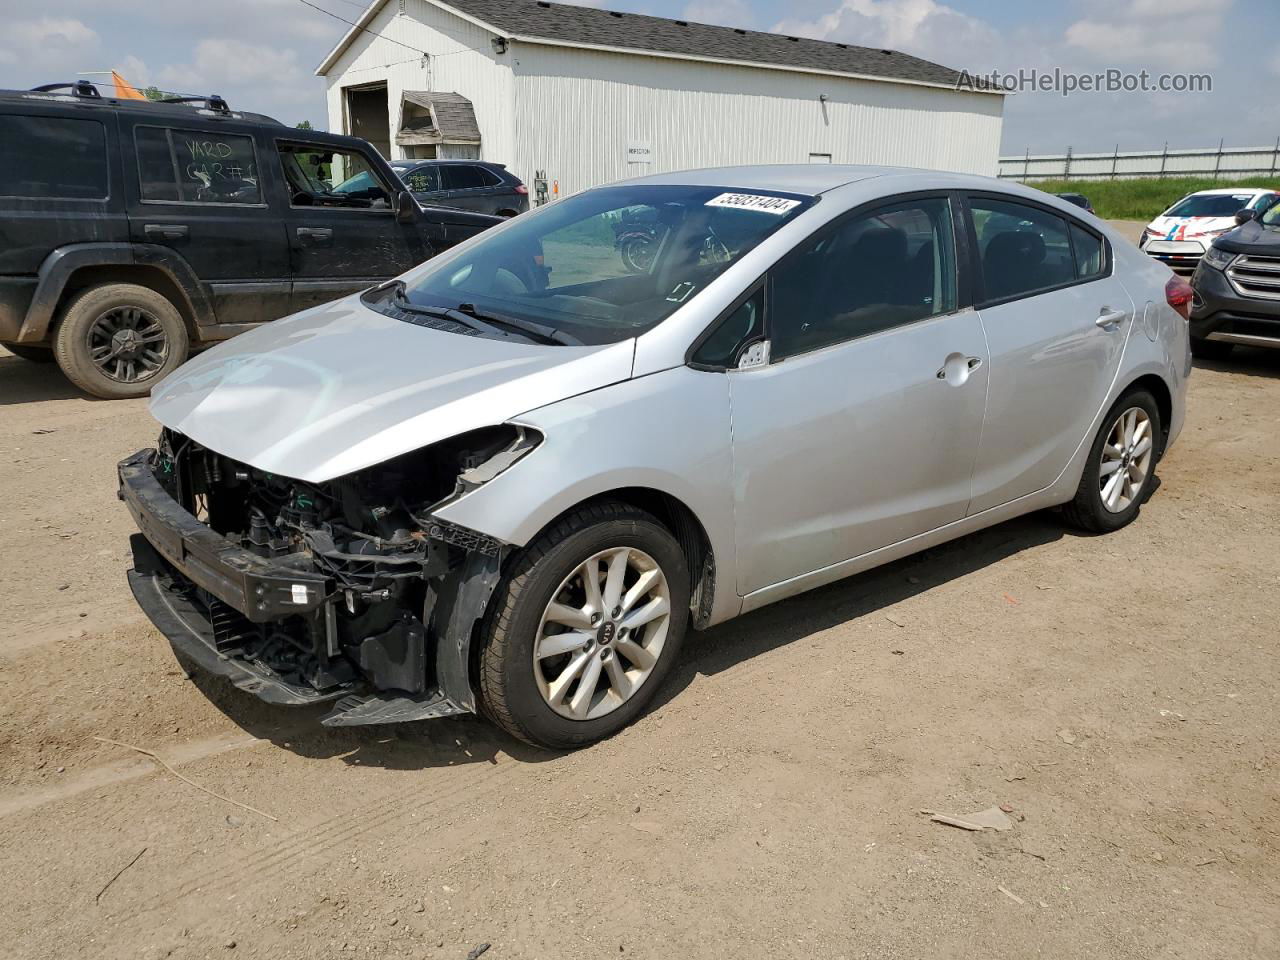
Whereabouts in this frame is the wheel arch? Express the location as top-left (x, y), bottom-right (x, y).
top-left (18, 243), bottom-right (213, 343)
top-left (1120, 372), bottom-right (1173, 457)
top-left (518, 486), bottom-right (718, 631)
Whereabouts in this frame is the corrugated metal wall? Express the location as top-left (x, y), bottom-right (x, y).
top-left (323, 0), bottom-right (516, 163)
top-left (321, 2), bottom-right (1004, 192)
top-left (511, 44), bottom-right (1003, 196)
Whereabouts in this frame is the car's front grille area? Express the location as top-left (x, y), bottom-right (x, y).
top-left (1226, 255), bottom-right (1280, 301)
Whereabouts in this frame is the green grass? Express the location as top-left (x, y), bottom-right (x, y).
top-left (1018, 177), bottom-right (1280, 221)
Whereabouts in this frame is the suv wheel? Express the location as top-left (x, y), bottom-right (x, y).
top-left (1062, 389), bottom-right (1162, 533)
top-left (3, 344), bottom-right (55, 363)
top-left (479, 500), bottom-right (690, 749)
top-left (53, 283), bottom-right (190, 399)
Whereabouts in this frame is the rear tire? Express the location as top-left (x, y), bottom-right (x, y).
top-left (1190, 337), bottom-right (1234, 361)
top-left (3, 344), bottom-right (55, 363)
top-left (53, 283), bottom-right (189, 400)
top-left (1062, 389), bottom-right (1161, 534)
top-left (478, 500), bottom-right (690, 749)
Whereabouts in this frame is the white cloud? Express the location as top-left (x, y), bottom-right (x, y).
top-left (0, 16), bottom-right (99, 69)
top-left (683, 0), bottom-right (756, 29)
top-left (772, 0), bottom-right (996, 70)
top-left (1063, 0), bottom-right (1232, 68)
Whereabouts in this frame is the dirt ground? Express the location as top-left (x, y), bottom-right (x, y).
top-left (2, 224), bottom-right (1278, 959)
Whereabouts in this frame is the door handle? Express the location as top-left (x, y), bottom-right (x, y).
top-left (936, 353), bottom-right (983, 384)
top-left (1096, 307), bottom-right (1126, 328)
top-left (296, 226), bottom-right (334, 242)
top-left (144, 224), bottom-right (188, 240)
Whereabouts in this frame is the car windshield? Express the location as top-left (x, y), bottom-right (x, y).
top-left (1164, 194), bottom-right (1257, 218)
top-left (1262, 202), bottom-right (1280, 228)
top-left (387, 184), bottom-right (814, 345)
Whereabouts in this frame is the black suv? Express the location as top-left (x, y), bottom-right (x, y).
top-left (0, 82), bottom-right (502, 398)
top-left (1190, 200), bottom-right (1280, 359)
top-left (388, 159), bottom-right (529, 217)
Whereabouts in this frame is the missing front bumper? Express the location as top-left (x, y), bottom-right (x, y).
top-left (120, 449), bottom-right (504, 726)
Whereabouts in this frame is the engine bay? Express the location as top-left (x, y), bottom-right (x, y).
top-left (146, 425), bottom-right (533, 710)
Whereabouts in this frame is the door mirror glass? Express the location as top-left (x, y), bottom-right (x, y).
top-left (395, 190), bottom-right (417, 223)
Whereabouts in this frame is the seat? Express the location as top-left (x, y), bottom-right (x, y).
top-left (983, 230), bottom-right (1046, 301)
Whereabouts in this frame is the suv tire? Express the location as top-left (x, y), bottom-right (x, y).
top-left (1062, 389), bottom-right (1162, 534)
top-left (479, 500), bottom-right (690, 749)
top-left (53, 283), bottom-right (189, 400)
top-left (3, 344), bottom-right (55, 363)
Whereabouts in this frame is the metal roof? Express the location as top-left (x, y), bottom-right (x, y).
top-left (316, 0), bottom-right (998, 94)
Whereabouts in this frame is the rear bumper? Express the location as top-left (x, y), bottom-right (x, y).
top-left (1190, 262), bottom-right (1280, 348)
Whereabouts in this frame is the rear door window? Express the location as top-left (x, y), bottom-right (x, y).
top-left (0, 114), bottom-right (108, 199)
top-left (970, 197), bottom-right (1075, 302)
top-left (135, 127), bottom-right (261, 204)
top-left (440, 165), bottom-right (486, 190)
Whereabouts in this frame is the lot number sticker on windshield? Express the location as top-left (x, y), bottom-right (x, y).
top-left (705, 193), bottom-right (801, 215)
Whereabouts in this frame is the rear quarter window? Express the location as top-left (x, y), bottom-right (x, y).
top-left (0, 114), bottom-right (108, 200)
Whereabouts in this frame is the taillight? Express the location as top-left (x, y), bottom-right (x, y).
top-left (1165, 274), bottom-right (1194, 320)
top-left (514, 184), bottom-right (528, 194)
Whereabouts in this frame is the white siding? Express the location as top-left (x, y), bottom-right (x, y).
top-left (510, 43), bottom-right (1003, 196)
top-left (318, 2), bottom-right (1004, 193)
top-left (323, 0), bottom-right (514, 163)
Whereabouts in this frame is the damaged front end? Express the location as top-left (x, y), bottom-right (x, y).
top-left (119, 425), bottom-right (538, 725)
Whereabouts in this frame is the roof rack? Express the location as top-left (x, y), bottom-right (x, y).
top-left (28, 82), bottom-right (231, 114)
top-left (30, 81), bottom-right (102, 98)
top-left (159, 94), bottom-right (231, 114)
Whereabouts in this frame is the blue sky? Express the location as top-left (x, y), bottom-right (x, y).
top-left (0, 0), bottom-right (1274, 157)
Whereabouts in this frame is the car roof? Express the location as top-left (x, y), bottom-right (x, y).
top-left (1184, 187), bottom-right (1272, 196)
top-left (623, 164), bottom-right (1074, 201)
top-left (390, 159), bottom-right (502, 166)
top-left (0, 86), bottom-right (284, 126)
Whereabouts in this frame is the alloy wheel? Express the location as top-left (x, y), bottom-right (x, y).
top-left (534, 547), bottom-right (672, 721)
top-left (86, 306), bottom-right (169, 383)
top-left (1099, 406), bottom-right (1154, 513)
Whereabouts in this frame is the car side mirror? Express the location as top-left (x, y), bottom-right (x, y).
top-left (1234, 208), bottom-right (1257, 225)
top-left (395, 190), bottom-right (417, 224)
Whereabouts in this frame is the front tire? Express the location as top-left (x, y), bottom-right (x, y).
top-left (478, 501), bottom-right (690, 749)
top-left (1062, 390), bottom-right (1161, 533)
top-left (53, 283), bottom-right (189, 400)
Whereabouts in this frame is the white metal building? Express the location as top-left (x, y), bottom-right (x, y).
top-left (316, 0), bottom-right (1005, 198)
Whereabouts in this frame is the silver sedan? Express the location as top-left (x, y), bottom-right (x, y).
top-left (122, 165), bottom-right (1191, 749)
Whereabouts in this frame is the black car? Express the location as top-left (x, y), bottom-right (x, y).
top-left (389, 159), bottom-right (529, 217)
top-left (0, 81), bottom-right (502, 398)
top-left (1055, 192), bottom-right (1095, 214)
top-left (1189, 201), bottom-right (1280, 359)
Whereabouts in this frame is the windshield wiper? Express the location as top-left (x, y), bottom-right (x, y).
top-left (455, 302), bottom-right (583, 346)
top-left (376, 280), bottom-right (498, 337)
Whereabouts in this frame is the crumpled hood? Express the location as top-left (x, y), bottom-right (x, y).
top-left (149, 296), bottom-right (635, 482)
